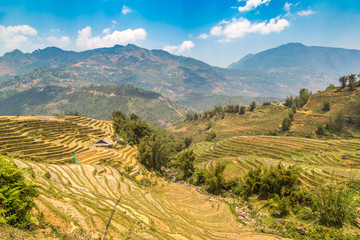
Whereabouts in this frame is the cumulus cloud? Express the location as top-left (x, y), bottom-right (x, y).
top-left (283, 2), bottom-right (292, 12)
top-left (0, 24), bottom-right (38, 49)
top-left (197, 33), bottom-right (209, 40)
top-left (238, 0), bottom-right (271, 12)
top-left (122, 5), bottom-right (132, 14)
top-left (76, 26), bottom-right (147, 50)
top-left (297, 9), bottom-right (315, 16)
top-left (163, 40), bottom-right (194, 54)
top-left (210, 17), bottom-right (289, 40)
top-left (47, 36), bottom-right (70, 48)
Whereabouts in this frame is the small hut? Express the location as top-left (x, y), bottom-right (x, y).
top-left (93, 137), bottom-right (113, 148)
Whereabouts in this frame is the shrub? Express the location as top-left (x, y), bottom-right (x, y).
top-left (315, 125), bottom-right (330, 136)
top-left (281, 117), bottom-right (292, 131)
top-left (43, 171), bottom-right (51, 179)
top-left (262, 101), bottom-right (271, 106)
top-left (315, 184), bottom-right (358, 227)
top-left (326, 111), bottom-right (345, 134)
top-left (173, 150), bottom-right (195, 180)
top-left (244, 164), bottom-right (301, 199)
top-left (239, 106), bottom-right (245, 115)
top-left (205, 163), bottom-right (226, 195)
top-left (193, 169), bottom-right (206, 186)
top-left (205, 131), bottom-right (216, 142)
top-left (249, 101), bottom-right (256, 112)
top-left (0, 158), bottom-right (39, 228)
top-left (322, 101), bottom-right (330, 112)
top-left (326, 84), bottom-right (336, 91)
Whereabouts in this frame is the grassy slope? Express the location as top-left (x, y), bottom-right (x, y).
top-left (170, 87), bottom-right (360, 141)
top-left (169, 104), bottom-right (289, 142)
top-left (291, 86), bottom-right (360, 137)
top-left (0, 85), bottom-right (191, 125)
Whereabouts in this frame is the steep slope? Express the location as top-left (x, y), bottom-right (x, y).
top-left (0, 43), bottom-right (325, 105)
top-left (9, 157), bottom-right (282, 240)
top-left (0, 85), bottom-right (190, 125)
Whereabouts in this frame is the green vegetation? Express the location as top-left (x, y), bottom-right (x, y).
top-left (112, 111), bottom-right (188, 174)
top-left (205, 131), bottom-right (217, 142)
top-left (172, 149), bottom-right (195, 180)
top-left (250, 101), bottom-right (257, 112)
top-left (0, 157), bottom-right (38, 228)
top-left (322, 101), bottom-right (331, 112)
top-left (204, 163), bottom-right (227, 195)
top-left (0, 84), bottom-right (189, 125)
top-left (284, 88), bottom-right (311, 109)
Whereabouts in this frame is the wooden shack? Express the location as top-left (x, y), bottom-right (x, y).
top-left (93, 137), bottom-right (113, 148)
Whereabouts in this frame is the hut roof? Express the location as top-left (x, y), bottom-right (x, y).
top-left (93, 137), bottom-right (113, 146)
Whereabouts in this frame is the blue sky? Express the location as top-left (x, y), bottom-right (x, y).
top-left (0, 0), bottom-right (360, 67)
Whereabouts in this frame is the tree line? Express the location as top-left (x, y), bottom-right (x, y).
top-left (185, 101), bottom-right (257, 122)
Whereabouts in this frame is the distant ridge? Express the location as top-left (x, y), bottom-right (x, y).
top-left (228, 42), bottom-right (360, 74)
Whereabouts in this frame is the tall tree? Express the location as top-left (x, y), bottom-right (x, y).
top-left (348, 73), bottom-right (357, 91)
top-left (173, 150), bottom-right (195, 180)
top-left (339, 75), bottom-right (348, 89)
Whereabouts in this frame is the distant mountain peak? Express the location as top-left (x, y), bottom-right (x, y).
top-left (3, 49), bottom-right (24, 57)
top-left (228, 42), bottom-right (360, 74)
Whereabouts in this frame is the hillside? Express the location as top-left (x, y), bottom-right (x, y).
top-left (0, 115), bottom-right (141, 174)
top-left (229, 43), bottom-right (360, 74)
top-left (0, 116), bottom-right (285, 240)
top-left (1, 43), bottom-right (353, 110)
top-left (291, 86), bottom-right (360, 137)
top-left (0, 85), bottom-right (190, 125)
top-left (170, 86), bottom-right (360, 141)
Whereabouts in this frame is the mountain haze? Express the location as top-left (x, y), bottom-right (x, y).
top-left (229, 43), bottom-right (360, 74)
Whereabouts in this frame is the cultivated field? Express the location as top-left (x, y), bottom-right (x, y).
top-left (0, 115), bottom-right (139, 175)
top-left (11, 158), bottom-right (282, 240)
top-left (194, 136), bottom-right (360, 187)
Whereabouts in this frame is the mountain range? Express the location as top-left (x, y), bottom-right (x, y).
top-left (0, 42), bottom-right (359, 115)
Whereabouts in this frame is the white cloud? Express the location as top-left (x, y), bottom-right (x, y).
top-left (103, 28), bottom-right (111, 34)
top-left (210, 17), bottom-right (289, 40)
top-left (238, 0), bottom-right (271, 12)
top-left (76, 26), bottom-right (147, 50)
top-left (297, 9), bottom-right (315, 16)
top-left (122, 5), bottom-right (132, 14)
top-left (0, 24), bottom-right (38, 49)
top-left (283, 2), bottom-right (292, 12)
top-left (163, 40), bottom-right (194, 54)
top-left (197, 33), bottom-right (209, 39)
top-left (47, 36), bottom-right (70, 48)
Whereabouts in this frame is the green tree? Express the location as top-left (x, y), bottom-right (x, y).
top-left (205, 163), bottom-right (226, 195)
top-left (322, 101), bottom-right (330, 112)
top-left (281, 117), bottom-right (292, 131)
top-left (173, 150), bottom-right (195, 180)
top-left (183, 136), bottom-right (193, 148)
top-left (249, 101), bottom-right (256, 112)
top-left (348, 73), bottom-right (357, 91)
top-left (326, 111), bottom-right (345, 134)
top-left (326, 84), bottom-right (336, 91)
top-left (205, 131), bottom-right (216, 142)
top-left (239, 106), bottom-right (245, 115)
top-left (0, 158), bottom-right (39, 228)
top-left (339, 75), bottom-right (348, 89)
top-left (138, 134), bottom-right (171, 173)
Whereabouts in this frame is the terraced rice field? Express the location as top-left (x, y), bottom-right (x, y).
top-left (195, 136), bottom-right (360, 187)
top-left (12, 158), bottom-right (281, 240)
top-left (0, 116), bottom-right (139, 175)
